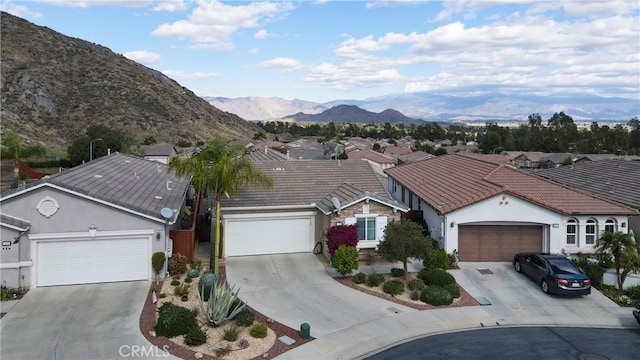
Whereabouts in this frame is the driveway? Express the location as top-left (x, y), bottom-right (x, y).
top-left (0, 281), bottom-right (177, 360)
top-left (225, 253), bottom-right (417, 337)
top-left (452, 262), bottom-right (624, 325)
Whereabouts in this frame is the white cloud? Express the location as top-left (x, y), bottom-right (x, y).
top-left (151, 0), bottom-right (294, 49)
top-left (258, 57), bottom-right (301, 72)
top-left (0, 1), bottom-right (42, 18)
top-left (248, 48), bottom-right (260, 54)
top-left (305, 62), bottom-right (400, 90)
top-left (254, 29), bottom-right (268, 40)
top-left (161, 70), bottom-right (220, 80)
top-left (31, 0), bottom-right (150, 8)
top-left (365, 0), bottom-right (429, 9)
top-left (152, 0), bottom-right (188, 12)
top-left (123, 50), bottom-right (162, 65)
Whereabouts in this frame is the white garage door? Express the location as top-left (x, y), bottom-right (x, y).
top-left (225, 215), bottom-right (314, 257)
top-left (36, 237), bottom-right (150, 287)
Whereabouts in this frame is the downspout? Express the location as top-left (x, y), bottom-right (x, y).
top-left (13, 225), bottom-right (31, 291)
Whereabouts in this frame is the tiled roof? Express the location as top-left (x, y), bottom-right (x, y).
top-left (141, 142), bottom-right (177, 157)
top-left (247, 148), bottom-right (290, 161)
top-left (316, 182), bottom-right (408, 215)
top-left (0, 213), bottom-right (31, 231)
top-left (535, 159), bottom-right (640, 210)
top-left (1, 153), bottom-right (190, 222)
top-left (385, 153), bottom-right (636, 216)
top-left (396, 151), bottom-right (434, 164)
top-left (348, 150), bottom-right (397, 164)
top-left (383, 146), bottom-right (413, 156)
top-left (220, 160), bottom-right (392, 209)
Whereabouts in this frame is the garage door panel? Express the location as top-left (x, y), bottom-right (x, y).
top-left (37, 237), bottom-right (149, 287)
top-left (226, 217), bottom-right (313, 257)
top-left (458, 225), bottom-right (542, 262)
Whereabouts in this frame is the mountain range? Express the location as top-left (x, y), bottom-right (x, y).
top-left (206, 92), bottom-right (639, 124)
top-left (0, 11), bottom-right (258, 151)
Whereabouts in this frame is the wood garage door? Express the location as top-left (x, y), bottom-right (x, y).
top-left (458, 225), bottom-right (542, 261)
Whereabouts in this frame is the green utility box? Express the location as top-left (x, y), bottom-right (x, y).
top-left (300, 322), bottom-right (310, 339)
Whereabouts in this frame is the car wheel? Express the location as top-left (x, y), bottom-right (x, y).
top-left (541, 280), bottom-right (550, 294)
top-left (514, 260), bottom-right (522, 273)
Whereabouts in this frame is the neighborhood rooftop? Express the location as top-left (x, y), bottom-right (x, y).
top-left (220, 160), bottom-right (396, 209)
top-left (385, 153), bottom-right (637, 216)
top-left (0, 153), bottom-right (190, 222)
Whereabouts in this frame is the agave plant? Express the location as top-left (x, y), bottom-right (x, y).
top-left (197, 275), bottom-right (246, 327)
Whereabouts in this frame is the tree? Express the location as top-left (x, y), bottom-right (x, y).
top-left (0, 131), bottom-right (46, 159)
top-left (142, 136), bottom-right (157, 145)
top-left (168, 137), bottom-right (273, 274)
top-left (332, 245), bottom-right (358, 277)
top-left (377, 220), bottom-right (431, 279)
top-left (326, 224), bottom-right (358, 257)
top-left (595, 231), bottom-right (640, 290)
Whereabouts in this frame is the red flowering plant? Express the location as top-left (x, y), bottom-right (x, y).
top-left (326, 224), bottom-right (359, 257)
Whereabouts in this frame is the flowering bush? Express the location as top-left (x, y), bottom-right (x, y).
top-left (326, 224), bottom-right (358, 256)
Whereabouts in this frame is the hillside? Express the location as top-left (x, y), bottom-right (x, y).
top-left (283, 105), bottom-right (419, 124)
top-left (0, 12), bottom-right (258, 151)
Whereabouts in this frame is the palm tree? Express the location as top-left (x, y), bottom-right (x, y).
top-left (168, 137), bottom-right (273, 274)
top-left (595, 231), bottom-right (640, 290)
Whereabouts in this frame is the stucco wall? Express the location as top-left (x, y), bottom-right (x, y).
top-left (1, 186), bottom-right (174, 287)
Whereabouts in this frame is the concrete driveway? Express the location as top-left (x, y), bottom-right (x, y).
top-left (0, 281), bottom-right (177, 360)
top-left (453, 262), bottom-right (624, 325)
top-left (225, 253), bottom-right (417, 337)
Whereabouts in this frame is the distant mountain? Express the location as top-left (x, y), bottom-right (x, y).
top-left (283, 105), bottom-right (419, 124)
top-left (208, 92), bottom-right (639, 123)
top-left (0, 12), bottom-right (258, 151)
top-left (204, 96), bottom-right (324, 121)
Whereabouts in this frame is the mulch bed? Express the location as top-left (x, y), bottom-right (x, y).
top-left (333, 276), bottom-right (480, 310)
top-left (139, 263), bottom-right (314, 360)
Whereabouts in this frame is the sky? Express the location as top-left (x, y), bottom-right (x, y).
top-left (2, 0), bottom-right (639, 103)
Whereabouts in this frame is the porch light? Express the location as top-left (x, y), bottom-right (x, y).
top-left (621, 222), bottom-right (626, 228)
top-left (450, 221), bottom-right (455, 228)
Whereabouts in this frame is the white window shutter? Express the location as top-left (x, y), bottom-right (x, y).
top-left (375, 216), bottom-right (387, 240)
top-left (345, 217), bottom-right (357, 225)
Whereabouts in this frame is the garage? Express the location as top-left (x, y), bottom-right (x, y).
top-left (36, 237), bottom-right (150, 287)
top-left (224, 213), bottom-right (315, 257)
top-left (458, 225), bottom-right (542, 261)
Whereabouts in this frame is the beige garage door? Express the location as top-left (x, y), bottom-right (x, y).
top-left (458, 225), bottom-right (542, 261)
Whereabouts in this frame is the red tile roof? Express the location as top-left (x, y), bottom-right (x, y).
top-left (348, 149), bottom-right (397, 164)
top-left (385, 153), bottom-right (636, 216)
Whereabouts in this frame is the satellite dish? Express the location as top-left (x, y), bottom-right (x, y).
top-left (331, 197), bottom-right (341, 213)
top-left (160, 207), bottom-right (173, 220)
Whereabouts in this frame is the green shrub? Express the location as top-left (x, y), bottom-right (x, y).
top-left (420, 286), bottom-right (454, 306)
top-left (198, 272), bottom-right (218, 301)
top-left (184, 277), bottom-right (192, 284)
top-left (582, 263), bottom-right (606, 287)
top-left (249, 323), bottom-right (268, 338)
top-left (410, 290), bottom-right (420, 300)
top-left (332, 245), bottom-right (359, 276)
top-left (390, 268), bottom-right (405, 278)
top-left (423, 248), bottom-right (449, 270)
top-left (418, 268), bottom-right (456, 287)
top-left (383, 280), bottom-right (405, 296)
top-left (171, 279), bottom-right (180, 286)
top-left (234, 308), bottom-right (255, 327)
top-left (624, 285), bottom-right (640, 301)
top-left (353, 272), bottom-right (367, 284)
top-left (223, 325), bottom-right (240, 342)
top-left (190, 258), bottom-right (202, 270)
top-left (597, 284), bottom-right (621, 299)
top-left (159, 293), bottom-right (167, 298)
top-left (174, 284), bottom-right (189, 296)
top-left (151, 252), bottom-right (165, 279)
top-left (408, 278), bottom-right (425, 291)
top-left (187, 268), bottom-right (199, 279)
top-left (184, 325), bottom-right (207, 346)
top-left (214, 345), bottom-right (231, 357)
top-left (444, 283), bottom-right (461, 298)
top-left (155, 303), bottom-right (198, 338)
top-left (167, 253), bottom-right (188, 275)
top-left (366, 273), bottom-right (385, 287)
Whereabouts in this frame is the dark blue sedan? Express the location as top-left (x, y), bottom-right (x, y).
top-left (513, 253), bottom-right (591, 296)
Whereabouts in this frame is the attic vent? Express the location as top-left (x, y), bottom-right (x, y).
top-left (94, 175), bottom-right (103, 178)
top-left (166, 180), bottom-right (172, 190)
top-left (273, 167), bottom-right (285, 171)
top-left (155, 195), bottom-right (163, 200)
top-left (124, 160), bottom-right (131, 163)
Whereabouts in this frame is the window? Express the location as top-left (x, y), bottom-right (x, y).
top-left (401, 186), bottom-right (405, 202)
top-left (392, 178), bottom-right (397, 193)
top-left (409, 192), bottom-right (413, 209)
top-left (566, 219), bottom-right (577, 245)
top-left (357, 217), bottom-right (376, 241)
top-left (605, 219), bottom-right (616, 233)
top-left (585, 219), bottom-right (596, 245)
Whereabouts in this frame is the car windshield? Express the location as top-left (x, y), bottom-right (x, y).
top-left (548, 258), bottom-right (581, 274)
